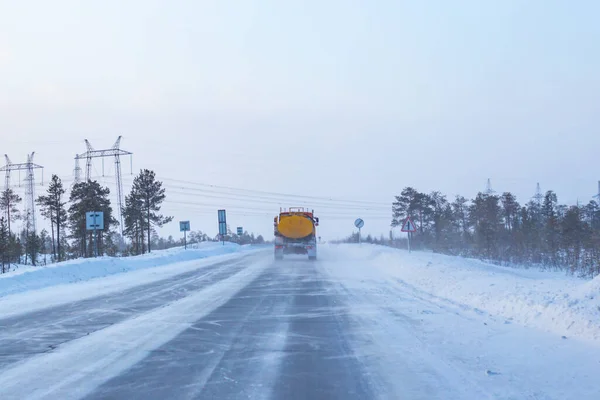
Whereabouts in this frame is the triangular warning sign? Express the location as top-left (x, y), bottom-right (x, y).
top-left (401, 217), bottom-right (417, 232)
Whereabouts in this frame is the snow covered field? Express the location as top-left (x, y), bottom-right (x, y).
top-left (318, 244), bottom-right (600, 399)
top-left (320, 244), bottom-right (600, 343)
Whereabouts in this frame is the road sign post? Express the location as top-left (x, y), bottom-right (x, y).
top-left (354, 218), bottom-right (364, 244)
top-left (180, 221), bottom-right (190, 250)
top-left (86, 211), bottom-right (104, 257)
top-left (401, 216), bottom-right (417, 253)
top-left (218, 210), bottom-right (227, 246)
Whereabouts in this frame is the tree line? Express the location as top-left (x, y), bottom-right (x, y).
top-left (388, 187), bottom-right (600, 277)
top-left (150, 229), bottom-right (266, 252)
top-left (0, 169), bottom-right (172, 272)
top-left (0, 168), bottom-right (268, 272)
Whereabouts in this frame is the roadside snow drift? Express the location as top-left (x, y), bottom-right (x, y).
top-left (320, 244), bottom-right (600, 343)
top-left (0, 242), bottom-right (256, 298)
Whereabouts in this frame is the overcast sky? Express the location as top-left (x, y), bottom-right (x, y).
top-left (1, 0), bottom-right (599, 240)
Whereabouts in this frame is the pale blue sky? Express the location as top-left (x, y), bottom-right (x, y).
top-left (1, 1), bottom-right (599, 239)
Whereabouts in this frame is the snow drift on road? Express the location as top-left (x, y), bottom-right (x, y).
top-left (321, 244), bottom-right (600, 343)
top-left (0, 242), bottom-right (257, 298)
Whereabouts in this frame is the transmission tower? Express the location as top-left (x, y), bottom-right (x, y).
top-left (73, 155), bottom-right (82, 183)
top-left (485, 178), bottom-right (495, 195)
top-left (74, 136), bottom-right (133, 235)
top-left (0, 152), bottom-right (44, 232)
top-left (533, 182), bottom-right (544, 205)
top-left (3, 155), bottom-right (11, 190)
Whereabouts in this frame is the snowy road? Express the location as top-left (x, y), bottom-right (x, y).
top-left (0, 246), bottom-right (598, 399)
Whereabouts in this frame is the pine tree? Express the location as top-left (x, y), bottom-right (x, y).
top-left (429, 191), bottom-right (453, 252)
top-left (38, 195), bottom-right (55, 260)
top-left (561, 205), bottom-right (586, 273)
top-left (581, 200), bottom-right (600, 276)
top-left (0, 217), bottom-right (9, 273)
top-left (0, 189), bottom-right (22, 236)
top-left (541, 191), bottom-right (560, 266)
top-left (25, 229), bottom-right (41, 266)
top-left (501, 192), bottom-right (519, 232)
top-left (37, 175), bottom-right (68, 262)
top-left (469, 193), bottom-right (503, 260)
top-left (499, 192), bottom-right (520, 263)
top-left (18, 210), bottom-right (42, 266)
top-left (583, 200), bottom-right (600, 231)
top-left (391, 187), bottom-right (421, 227)
top-left (451, 195), bottom-right (471, 255)
top-left (392, 187), bottom-right (434, 249)
top-left (104, 232), bottom-right (121, 257)
top-left (523, 200), bottom-right (544, 264)
top-left (122, 189), bottom-right (145, 255)
top-left (39, 229), bottom-right (49, 265)
top-left (68, 181), bottom-right (116, 258)
top-left (130, 170), bottom-right (172, 253)
top-left (11, 236), bottom-right (22, 265)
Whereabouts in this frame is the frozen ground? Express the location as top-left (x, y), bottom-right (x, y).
top-left (0, 244), bottom-right (597, 399)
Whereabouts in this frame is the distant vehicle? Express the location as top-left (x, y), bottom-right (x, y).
top-left (274, 207), bottom-right (319, 260)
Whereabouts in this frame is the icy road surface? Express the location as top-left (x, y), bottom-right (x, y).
top-left (0, 246), bottom-right (598, 399)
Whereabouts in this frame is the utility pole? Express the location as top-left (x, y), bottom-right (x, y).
top-left (0, 153), bottom-right (44, 233)
top-left (74, 136), bottom-right (133, 238)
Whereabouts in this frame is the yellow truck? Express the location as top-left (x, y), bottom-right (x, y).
top-left (274, 207), bottom-right (319, 260)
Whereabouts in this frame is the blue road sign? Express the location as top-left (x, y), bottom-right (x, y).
top-left (179, 221), bottom-right (190, 232)
top-left (86, 212), bottom-right (104, 231)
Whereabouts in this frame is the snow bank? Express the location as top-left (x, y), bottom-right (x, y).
top-left (322, 244), bottom-right (600, 343)
top-left (0, 242), bottom-right (257, 298)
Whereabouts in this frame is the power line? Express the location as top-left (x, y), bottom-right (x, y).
top-left (57, 172), bottom-right (390, 211)
top-left (164, 198), bottom-right (387, 215)
top-left (161, 199), bottom-right (390, 218)
top-left (158, 176), bottom-right (389, 206)
top-left (163, 187), bottom-right (391, 211)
